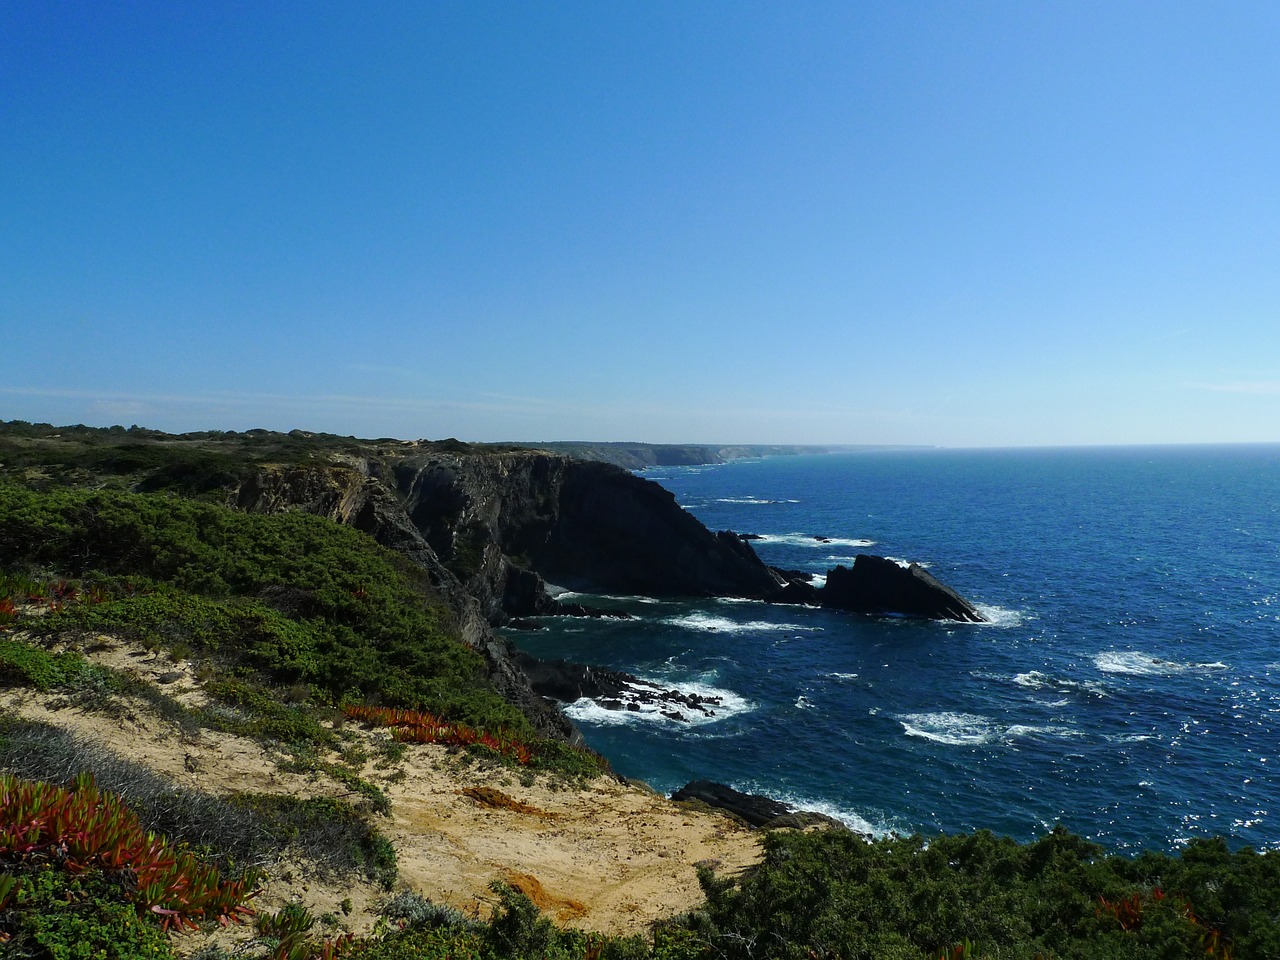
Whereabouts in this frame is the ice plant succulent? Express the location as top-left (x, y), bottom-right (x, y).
top-left (0, 771), bottom-right (260, 931)
top-left (341, 703), bottom-right (534, 764)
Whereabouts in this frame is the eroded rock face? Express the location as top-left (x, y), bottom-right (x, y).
top-left (230, 463), bottom-right (578, 743)
top-left (820, 554), bottom-right (986, 622)
top-left (230, 452), bottom-right (804, 741)
top-left (389, 453), bottom-right (792, 616)
top-left (670, 780), bottom-right (846, 831)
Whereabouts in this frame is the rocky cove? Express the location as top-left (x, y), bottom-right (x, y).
top-left (231, 445), bottom-right (985, 746)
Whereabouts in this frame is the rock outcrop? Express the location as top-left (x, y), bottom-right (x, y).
top-left (514, 651), bottom-right (728, 722)
top-left (820, 553), bottom-right (987, 622)
top-left (230, 451), bottom-right (809, 740)
top-left (671, 780), bottom-right (845, 831)
top-left (230, 463), bottom-right (579, 743)
top-left (391, 453), bottom-right (790, 618)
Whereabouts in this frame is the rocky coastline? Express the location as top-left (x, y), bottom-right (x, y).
top-left (228, 444), bottom-right (986, 749)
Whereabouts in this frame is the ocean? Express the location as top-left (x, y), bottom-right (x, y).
top-left (509, 445), bottom-right (1280, 853)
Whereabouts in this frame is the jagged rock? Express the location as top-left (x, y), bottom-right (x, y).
top-left (771, 577), bottom-right (822, 606)
top-left (514, 651), bottom-right (726, 721)
top-left (671, 780), bottom-right (844, 830)
top-left (820, 554), bottom-right (986, 622)
top-left (513, 650), bottom-right (636, 702)
top-left (672, 780), bottom-right (792, 827)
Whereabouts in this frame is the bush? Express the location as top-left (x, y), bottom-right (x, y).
top-left (2, 867), bottom-right (176, 960)
top-left (0, 483), bottom-right (530, 735)
top-left (684, 826), bottom-right (1279, 960)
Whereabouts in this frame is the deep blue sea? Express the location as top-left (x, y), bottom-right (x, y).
top-left (510, 446), bottom-right (1280, 853)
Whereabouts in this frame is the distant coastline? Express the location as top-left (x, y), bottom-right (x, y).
top-left (521, 441), bottom-right (930, 470)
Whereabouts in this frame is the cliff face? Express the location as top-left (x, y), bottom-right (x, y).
top-left (230, 450), bottom-right (791, 739)
top-left (391, 453), bottom-right (786, 614)
top-left (533, 460), bottom-right (785, 597)
top-left (229, 461), bottom-right (578, 742)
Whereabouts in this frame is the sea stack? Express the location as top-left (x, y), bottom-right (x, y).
top-left (820, 553), bottom-right (987, 623)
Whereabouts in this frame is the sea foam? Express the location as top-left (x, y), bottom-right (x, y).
top-left (899, 712), bottom-right (1080, 746)
top-left (899, 712), bottom-right (996, 745)
top-left (563, 679), bottom-right (753, 727)
top-left (662, 613), bottom-right (825, 634)
top-left (1013, 670), bottom-right (1107, 698)
top-left (753, 533), bottom-right (877, 549)
top-left (1093, 652), bottom-right (1228, 676)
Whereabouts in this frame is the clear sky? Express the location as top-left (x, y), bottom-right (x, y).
top-left (3, 2), bottom-right (1278, 447)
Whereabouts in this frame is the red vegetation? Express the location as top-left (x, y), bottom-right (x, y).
top-left (1097, 888), bottom-right (1233, 958)
top-left (341, 703), bottom-right (534, 764)
top-left (0, 772), bottom-right (259, 932)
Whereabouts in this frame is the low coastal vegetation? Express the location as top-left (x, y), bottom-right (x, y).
top-left (2, 421), bottom-right (1279, 958)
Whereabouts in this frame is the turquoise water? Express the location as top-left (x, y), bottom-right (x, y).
top-left (510, 445), bottom-right (1280, 852)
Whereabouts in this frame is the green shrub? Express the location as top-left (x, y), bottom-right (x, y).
top-left (683, 826), bottom-right (1279, 960)
top-left (2, 868), bottom-right (176, 960)
top-left (0, 638), bottom-right (92, 690)
top-left (227, 793), bottom-right (397, 889)
top-left (0, 483), bottom-right (531, 736)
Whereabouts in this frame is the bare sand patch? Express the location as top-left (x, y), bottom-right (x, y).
top-left (0, 633), bottom-right (763, 951)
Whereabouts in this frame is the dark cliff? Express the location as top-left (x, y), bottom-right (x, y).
top-left (390, 453), bottom-right (787, 614)
top-left (229, 449), bottom-right (795, 737)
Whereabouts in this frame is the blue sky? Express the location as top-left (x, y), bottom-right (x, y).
top-left (3, 2), bottom-right (1278, 446)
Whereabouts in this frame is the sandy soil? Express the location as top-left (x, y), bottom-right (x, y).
top-left (0, 632), bottom-right (763, 952)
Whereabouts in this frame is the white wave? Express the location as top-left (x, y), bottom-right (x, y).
top-left (795, 696), bottom-right (815, 711)
top-left (545, 585), bottom-right (663, 605)
top-left (715, 497), bottom-right (780, 505)
top-left (824, 672), bottom-right (859, 681)
top-left (974, 605), bottom-right (1026, 627)
top-left (662, 613), bottom-right (825, 634)
top-left (1004, 724), bottom-right (1083, 741)
top-left (1012, 670), bottom-right (1107, 698)
top-left (900, 712), bottom-right (996, 746)
top-left (899, 712), bottom-right (1079, 746)
top-left (756, 791), bottom-right (903, 838)
top-left (1093, 652), bottom-right (1225, 676)
top-left (563, 679), bottom-right (754, 727)
top-left (810, 574), bottom-right (827, 589)
top-left (753, 533), bottom-right (877, 549)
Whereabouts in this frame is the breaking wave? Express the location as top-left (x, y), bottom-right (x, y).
top-left (662, 613), bottom-right (825, 634)
top-left (1093, 652), bottom-right (1230, 676)
top-left (563, 679), bottom-right (754, 727)
top-left (899, 712), bottom-right (1081, 746)
top-left (753, 533), bottom-right (877, 549)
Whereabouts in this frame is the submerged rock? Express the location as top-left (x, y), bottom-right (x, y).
top-left (820, 553), bottom-right (986, 622)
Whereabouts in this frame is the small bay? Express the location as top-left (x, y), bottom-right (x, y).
top-left (510, 445), bottom-right (1280, 851)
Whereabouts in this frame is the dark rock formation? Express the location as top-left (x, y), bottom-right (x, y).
top-left (230, 464), bottom-right (579, 743)
top-left (671, 780), bottom-right (845, 831)
top-left (531, 462), bottom-right (788, 599)
top-left (514, 651), bottom-right (727, 721)
top-left (820, 554), bottom-right (986, 622)
top-left (513, 651), bottom-right (636, 703)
